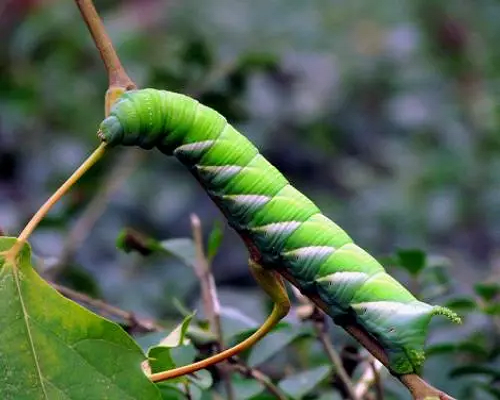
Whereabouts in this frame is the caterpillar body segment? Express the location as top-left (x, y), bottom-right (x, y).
top-left (99, 88), bottom-right (460, 375)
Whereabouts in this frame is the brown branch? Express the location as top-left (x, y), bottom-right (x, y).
top-left (190, 214), bottom-right (235, 400)
top-left (50, 282), bottom-right (163, 333)
top-left (75, 0), bottom-right (135, 90)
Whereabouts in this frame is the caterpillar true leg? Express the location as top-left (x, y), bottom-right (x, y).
top-left (149, 259), bottom-right (290, 382)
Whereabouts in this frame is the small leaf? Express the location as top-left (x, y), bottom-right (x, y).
top-left (0, 237), bottom-right (161, 399)
top-left (156, 383), bottom-right (187, 400)
top-left (188, 369), bottom-right (213, 390)
top-left (396, 248), bottom-right (426, 276)
top-left (148, 347), bottom-right (176, 373)
top-left (147, 344), bottom-right (197, 381)
top-left (444, 297), bottom-right (477, 311)
top-left (231, 376), bottom-right (265, 400)
top-left (58, 263), bottom-right (101, 297)
top-left (248, 325), bottom-right (308, 367)
top-left (477, 384), bottom-right (500, 400)
top-left (475, 282), bottom-right (500, 302)
top-left (220, 306), bottom-right (259, 341)
top-left (159, 238), bottom-right (197, 267)
top-left (316, 390), bottom-right (343, 400)
top-left (425, 343), bottom-right (456, 356)
top-left (457, 341), bottom-right (489, 358)
top-left (207, 220), bottom-right (224, 262)
top-left (170, 345), bottom-right (197, 367)
top-left (116, 228), bottom-right (156, 255)
top-left (186, 325), bottom-right (218, 346)
top-left (160, 313), bottom-right (195, 347)
top-left (483, 303), bottom-right (500, 315)
top-left (449, 365), bottom-right (500, 379)
top-left (278, 365), bottom-right (331, 399)
top-left (136, 331), bottom-right (169, 352)
top-left (185, 384), bottom-right (203, 400)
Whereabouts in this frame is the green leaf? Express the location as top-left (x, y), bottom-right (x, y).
top-left (171, 345), bottom-right (197, 367)
top-left (220, 306), bottom-right (259, 341)
top-left (278, 365), bottom-right (331, 399)
top-left (161, 313), bottom-right (195, 347)
top-left (147, 344), bottom-right (197, 383)
top-left (147, 314), bottom-right (196, 374)
top-left (231, 376), bottom-right (265, 400)
top-left (315, 390), bottom-right (343, 400)
top-left (148, 346), bottom-right (176, 373)
top-left (248, 325), bottom-right (308, 367)
top-left (425, 343), bottom-right (456, 356)
top-left (186, 325), bottom-right (218, 346)
top-left (58, 263), bottom-right (101, 297)
top-left (0, 237), bottom-right (161, 400)
top-left (474, 282), bottom-right (500, 302)
top-left (483, 303), bottom-right (500, 315)
top-left (477, 384), bottom-right (500, 400)
top-left (457, 342), bottom-right (489, 358)
top-left (444, 297), bottom-right (477, 311)
top-left (159, 238), bottom-right (197, 267)
top-left (136, 331), bottom-right (169, 352)
top-left (156, 383), bottom-right (187, 400)
top-left (449, 365), bottom-right (500, 379)
top-left (206, 220), bottom-right (224, 262)
top-left (188, 369), bottom-right (213, 390)
top-left (396, 248), bottom-right (426, 276)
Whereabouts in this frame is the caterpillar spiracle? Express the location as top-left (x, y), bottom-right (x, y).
top-left (99, 88), bottom-right (460, 375)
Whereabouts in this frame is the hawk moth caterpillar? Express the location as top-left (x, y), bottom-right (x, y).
top-left (99, 88), bottom-right (460, 375)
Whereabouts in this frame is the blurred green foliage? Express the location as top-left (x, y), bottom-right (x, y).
top-left (2, 0), bottom-right (500, 398)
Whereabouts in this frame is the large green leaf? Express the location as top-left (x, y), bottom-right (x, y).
top-left (247, 324), bottom-right (309, 367)
top-left (278, 365), bottom-right (331, 399)
top-left (0, 237), bottom-right (161, 400)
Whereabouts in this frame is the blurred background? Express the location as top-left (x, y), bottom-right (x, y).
top-left (1, 0), bottom-right (500, 399)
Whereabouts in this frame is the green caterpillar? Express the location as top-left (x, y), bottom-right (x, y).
top-left (99, 88), bottom-right (459, 375)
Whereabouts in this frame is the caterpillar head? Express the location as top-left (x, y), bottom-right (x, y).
top-left (98, 115), bottom-right (124, 146)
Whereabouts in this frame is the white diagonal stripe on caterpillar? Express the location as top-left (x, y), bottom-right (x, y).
top-left (222, 194), bottom-right (272, 207)
top-left (282, 246), bottom-right (335, 260)
top-left (196, 165), bottom-right (242, 179)
top-left (173, 140), bottom-right (215, 155)
top-left (350, 301), bottom-right (433, 316)
top-left (315, 271), bottom-right (369, 285)
top-left (252, 221), bottom-right (302, 235)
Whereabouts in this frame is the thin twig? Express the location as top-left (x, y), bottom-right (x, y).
top-left (230, 359), bottom-right (287, 400)
top-left (190, 215), bottom-right (224, 342)
top-left (354, 359), bottom-right (384, 400)
top-left (51, 282), bottom-right (163, 332)
top-left (371, 359), bottom-right (384, 400)
top-left (312, 310), bottom-right (360, 400)
top-left (74, 0), bottom-right (135, 89)
top-left (290, 287), bottom-right (359, 400)
top-left (190, 214), bottom-right (235, 400)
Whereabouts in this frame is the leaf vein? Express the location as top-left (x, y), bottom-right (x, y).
top-left (13, 267), bottom-right (49, 399)
top-left (27, 317), bottom-right (137, 400)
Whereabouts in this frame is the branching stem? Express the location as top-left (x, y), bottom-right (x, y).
top-left (74, 0), bottom-right (135, 90)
